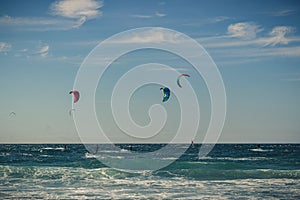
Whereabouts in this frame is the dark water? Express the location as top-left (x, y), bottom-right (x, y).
top-left (0, 144), bottom-right (299, 199)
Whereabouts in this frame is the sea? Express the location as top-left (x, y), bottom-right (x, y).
top-left (0, 144), bottom-right (299, 199)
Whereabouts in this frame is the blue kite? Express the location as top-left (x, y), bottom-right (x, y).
top-left (160, 87), bottom-right (170, 102)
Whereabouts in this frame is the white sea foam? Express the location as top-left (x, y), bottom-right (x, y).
top-left (39, 154), bottom-right (53, 157)
top-left (84, 152), bottom-right (124, 159)
top-left (249, 148), bottom-right (273, 152)
top-left (198, 156), bottom-right (270, 161)
top-left (120, 149), bottom-right (129, 153)
top-left (0, 152), bottom-right (10, 156)
top-left (84, 152), bottom-right (97, 158)
top-left (40, 147), bottom-right (65, 150)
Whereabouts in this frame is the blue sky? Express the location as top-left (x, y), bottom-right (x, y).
top-left (0, 0), bottom-right (299, 143)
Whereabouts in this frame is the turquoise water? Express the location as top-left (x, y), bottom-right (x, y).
top-left (0, 144), bottom-right (299, 199)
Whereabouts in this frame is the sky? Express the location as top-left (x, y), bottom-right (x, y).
top-left (0, 0), bottom-right (299, 143)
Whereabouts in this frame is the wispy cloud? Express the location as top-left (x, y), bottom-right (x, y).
top-left (131, 12), bottom-right (167, 19)
top-left (280, 72), bottom-right (300, 82)
top-left (0, 15), bottom-right (61, 26)
top-left (201, 23), bottom-right (298, 48)
top-left (0, 42), bottom-right (12, 54)
top-left (16, 46), bottom-right (83, 63)
top-left (265, 9), bottom-right (296, 17)
top-left (227, 22), bottom-right (262, 39)
top-left (210, 45), bottom-right (300, 60)
top-left (1, 40), bottom-right (53, 59)
top-left (208, 16), bottom-right (232, 23)
top-left (180, 16), bottom-right (232, 27)
top-left (27, 42), bottom-right (50, 58)
top-left (281, 78), bottom-right (300, 82)
top-left (50, 0), bottom-right (103, 28)
top-left (198, 22), bottom-right (300, 62)
top-left (131, 14), bottom-right (152, 19)
top-left (0, 15), bottom-right (78, 31)
top-left (200, 36), bottom-right (300, 49)
top-left (69, 40), bottom-right (101, 47)
top-left (155, 12), bottom-right (166, 17)
top-left (249, 46), bottom-right (300, 58)
top-left (37, 45), bottom-right (49, 58)
top-left (109, 28), bottom-right (182, 44)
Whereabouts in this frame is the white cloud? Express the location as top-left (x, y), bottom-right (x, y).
top-left (227, 22), bottom-right (262, 39)
top-left (51, 0), bottom-right (103, 27)
top-left (0, 42), bottom-right (12, 53)
top-left (0, 2), bottom-right (104, 30)
top-left (263, 26), bottom-right (294, 46)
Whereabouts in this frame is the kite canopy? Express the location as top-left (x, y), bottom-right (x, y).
top-left (69, 90), bottom-right (80, 103)
top-left (177, 74), bottom-right (190, 88)
top-left (160, 87), bottom-right (170, 102)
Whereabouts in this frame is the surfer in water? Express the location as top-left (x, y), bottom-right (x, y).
top-left (191, 140), bottom-right (194, 147)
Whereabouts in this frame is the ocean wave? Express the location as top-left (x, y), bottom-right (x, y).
top-left (172, 168), bottom-right (300, 180)
top-left (0, 144), bottom-right (299, 199)
top-left (0, 165), bottom-right (299, 199)
top-left (3, 165), bottom-right (298, 182)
